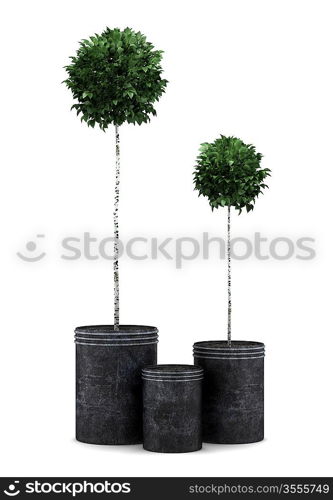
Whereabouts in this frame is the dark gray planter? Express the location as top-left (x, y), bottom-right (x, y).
top-left (193, 341), bottom-right (265, 444)
top-left (75, 325), bottom-right (158, 445)
top-left (142, 364), bottom-right (203, 453)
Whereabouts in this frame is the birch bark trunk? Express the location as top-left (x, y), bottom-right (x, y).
top-left (227, 205), bottom-right (231, 346)
top-left (114, 124), bottom-right (120, 330)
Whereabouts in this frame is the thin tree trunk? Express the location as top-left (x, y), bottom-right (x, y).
top-left (114, 124), bottom-right (120, 330)
top-left (227, 205), bottom-right (231, 346)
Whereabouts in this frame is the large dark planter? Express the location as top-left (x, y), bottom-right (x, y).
top-left (142, 365), bottom-right (203, 453)
top-left (75, 325), bottom-right (158, 445)
top-left (193, 341), bottom-right (265, 444)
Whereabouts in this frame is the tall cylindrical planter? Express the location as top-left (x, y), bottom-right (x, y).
top-left (75, 325), bottom-right (158, 445)
top-left (142, 365), bottom-right (203, 453)
top-left (193, 341), bottom-right (265, 444)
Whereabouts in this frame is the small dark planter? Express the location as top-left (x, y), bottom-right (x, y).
top-left (142, 364), bottom-right (203, 453)
top-left (193, 341), bottom-right (265, 444)
top-left (75, 325), bottom-right (158, 445)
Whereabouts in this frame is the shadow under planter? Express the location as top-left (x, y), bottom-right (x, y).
top-left (75, 325), bottom-right (158, 445)
top-left (142, 364), bottom-right (203, 453)
top-left (193, 341), bottom-right (265, 444)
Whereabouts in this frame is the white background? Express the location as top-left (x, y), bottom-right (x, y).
top-left (1, 0), bottom-right (332, 477)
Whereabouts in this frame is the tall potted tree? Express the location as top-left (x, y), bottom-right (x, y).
top-left (192, 135), bottom-right (270, 444)
top-left (64, 27), bottom-right (167, 445)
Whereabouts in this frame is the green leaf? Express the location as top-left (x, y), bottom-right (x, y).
top-left (63, 27), bottom-right (168, 128)
top-left (193, 135), bottom-right (270, 214)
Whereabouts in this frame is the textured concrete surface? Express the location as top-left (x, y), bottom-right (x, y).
top-left (193, 341), bottom-right (264, 444)
top-left (75, 325), bottom-right (158, 445)
top-left (142, 365), bottom-right (203, 453)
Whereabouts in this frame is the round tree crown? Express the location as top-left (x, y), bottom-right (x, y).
top-left (193, 135), bottom-right (270, 213)
top-left (64, 27), bottom-right (168, 129)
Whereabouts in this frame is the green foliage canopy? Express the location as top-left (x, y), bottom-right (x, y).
top-left (64, 27), bottom-right (168, 130)
top-left (193, 135), bottom-right (270, 213)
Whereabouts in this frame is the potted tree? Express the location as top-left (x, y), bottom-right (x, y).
top-left (192, 135), bottom-right (270, 444)
top-left (64, 27), bottom-right (167, 445)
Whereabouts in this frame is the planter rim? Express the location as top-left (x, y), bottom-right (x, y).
top-left (193, 340), bottom-right (264, 349)
top-left (74, 325), bottom-right (158, 346)
top-left (142, 364), bottom-right (204, 381)
top-left (143, 364), bottom-right (203, 372)
top-left (75, 325), bottom-right (158, 334)
top-left (193, 340), bottom-right (265, 360)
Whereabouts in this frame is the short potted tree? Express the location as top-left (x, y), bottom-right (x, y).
top-left (64, 27), bottom-right (167, 445)
top-left (192, 135), bottom-right (270, 444)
